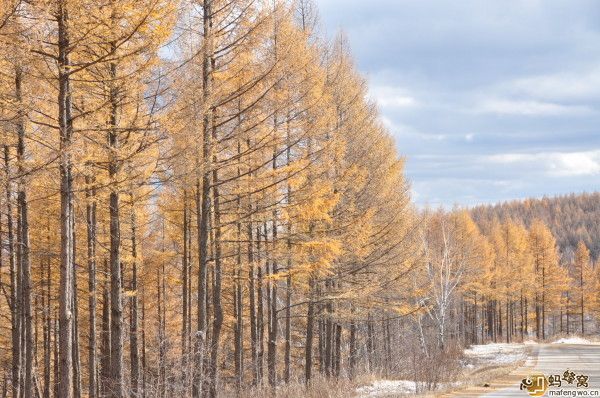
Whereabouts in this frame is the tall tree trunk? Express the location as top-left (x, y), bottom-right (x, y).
top-left (284, 126), bottom-right (292, 384)
top-left (100, 279), bottom-right (111, 397)
top-left (72, 227), bottom-right (82, 398)
top-left (318, 313), bottom-right (325, 374)
top-left (0, 170), bottom-right (3, 389)
top-left (193, 169), bottom-right (208, 396)
top-left (348, 311), bottom-right (356, 379)
top-left (520, 292), bottom-right (524, 341)
top-left (182, 192), bottom-right (189, 360)
top-left (267, 146), bottom-right (278, 387)
top-left (304, 278), bottom-right (315, 384)
top-left (542, 264), bottom-right (546, 340)
top-left (181, 192), bottom-right (190, 394)
top-left (505, 300), bottom-right (509, 343)
top-left (473, 294), bottom-right (478, 344)
top-left (193, 1), bottom-right (213, 395)
top-left (162, 251), bottom-right (167, 397)
top-left (53, 315), bottom-right (59, 398)
top-left (15, 150), bottom-right (25, 398)
top-left (248, 212), bottom-right (257, 386)
top-left (57, 2), bottom-right (75, 395)
top-left (108, 46), bottom-right (124, 397)
top-left (256, 230), bottom-right (264, 385)
top-left (580, 265), bottom-right (584, 335)
top-left (334, 324), bottom-right (341, 377)
top-left (524, 298), bottom-right (528, 337)
top-left (141, 286), bottom-right (147, 398)
top-left (234, 155), bottom-right (243, 392)
top-left (43, 223), bottom-right (51, 398)
top-left (85, 178), bottom-right (97, 398)
top-left (186, 200), bottom-right (193, 365)
top-left (566, 294), bottom-right (570, 335)
top-left (14, 64), bottom-right (34, 398)
top-left (284, 273), bottom-right (291, 384)
top-left (130, 203), bottom-right (140, 397)
top-left (489, 301), bottom-right (495, 342)
top-left (265, 226), bottom-right (272, 382)
top-left (366, 315), bottom-right (374, 371)
top-left (324, 282), bottom-right (332, 377)
top-left (481, 304), bottom-right (485, 343)
top-left (5, 145), bottom-right (21, 398)
top-left (498, 304), bottom-right (502, 339)
top-left (157, 249), bottom-right (166, 398)
top-left (535, 294), bottom-right (540, 340)
top-left (560, 308), bottom-right (563, 334)
top-left (208, 132), bottom-right (223, 398)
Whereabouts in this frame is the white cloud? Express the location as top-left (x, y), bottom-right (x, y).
top-left (426, 134), bottom-right (446, 141)
top-left (379, 115), bottom-right (395, 129)
top-left (509, 66), bottom-right (600, 102)
top-left (550, 152), bottom-right (600, 176)
top-left (475, 99), bottom-right (593, 116)
top-left (369, 85), bottom-right (419, 109)
top-left (488, 150), bottom-right (600, 177)
top-left (465, 133), bottom-right (475, 142)
top-left (378, 96), bottom-right (418, 108)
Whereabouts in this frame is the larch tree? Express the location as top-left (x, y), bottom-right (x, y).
top-left (572, 241), bottom-right (595, 335)
top-left (528, 219), bottom-right (564, 340)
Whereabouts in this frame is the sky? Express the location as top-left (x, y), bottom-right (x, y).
top-left (316, 0), bottom-right (600, 207)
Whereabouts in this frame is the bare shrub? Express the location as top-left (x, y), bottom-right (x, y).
top-left (410, 342), bottom-right (464, 393)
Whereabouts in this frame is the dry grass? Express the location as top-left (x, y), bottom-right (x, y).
top-left (432, 346), bottom-right (530, 397)
top-left (219, 376), bottom-right (359, 398)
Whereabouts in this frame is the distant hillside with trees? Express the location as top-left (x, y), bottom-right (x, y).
top-left (470, 192), bottom-right (600, 261)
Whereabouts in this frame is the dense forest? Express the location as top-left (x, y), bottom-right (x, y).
top-left (471, 192), bottom-right (600, 261)
top-left (0, 1), bottom-right (599, 398)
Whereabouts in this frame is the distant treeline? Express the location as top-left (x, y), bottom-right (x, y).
top-left (471, 192), bottom-right (600, 261)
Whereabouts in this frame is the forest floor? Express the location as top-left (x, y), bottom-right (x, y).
top-left (356, 337), bottom-right (600, 397)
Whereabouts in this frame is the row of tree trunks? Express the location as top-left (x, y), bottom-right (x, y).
top-left (464, 291), bottom-right (590, 346)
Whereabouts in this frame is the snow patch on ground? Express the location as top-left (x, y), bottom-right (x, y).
top-left (464, 343), bottom-right (527, 365)
top-left (551, 337), bottom-right (599, 345)
top-left (356, 380), bottom-right (416, 397)
top-left (356, 380), bottom-right (463, 397)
